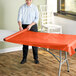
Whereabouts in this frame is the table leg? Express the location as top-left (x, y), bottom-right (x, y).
top-left (65, 52), bottom-right (69, 72)
top-left (58, 51), bottom-right (62, 76)
top-left (41, 48), bottom-right (70, 76)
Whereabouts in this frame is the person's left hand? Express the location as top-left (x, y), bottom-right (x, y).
top-left (27, 25), bottom-right (32, 30)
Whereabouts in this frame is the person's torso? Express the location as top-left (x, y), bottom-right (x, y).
top-left (21, 4), bottom-right (36, 24)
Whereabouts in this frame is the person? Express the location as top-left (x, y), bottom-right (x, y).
top-left (17, 0), bottom-right (39, 64)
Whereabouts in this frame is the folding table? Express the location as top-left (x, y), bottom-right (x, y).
top-left (4, 29), bottom-right (76, 76)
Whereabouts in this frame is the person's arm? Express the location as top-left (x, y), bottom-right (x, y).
top-left (27, 6), bottom-right (39, 30)
top-left (17, 7), bottom-right (23, 31)
top-left (18, 21), bottom-right (23, 31)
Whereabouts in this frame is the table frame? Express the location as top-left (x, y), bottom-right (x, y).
top-left (42, 48), bottom-right (69, 76)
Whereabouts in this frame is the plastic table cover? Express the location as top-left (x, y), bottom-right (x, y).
top-left (4, 29), bottom-right (76, 56)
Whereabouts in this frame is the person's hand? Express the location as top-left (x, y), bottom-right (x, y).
top-left (27, 25), bottom-right (32, 30)
top-left (19, 26), bottom-right (23, 31)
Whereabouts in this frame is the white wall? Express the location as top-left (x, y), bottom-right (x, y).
top-left (0, 0), bottom-right (25, 31)
top-left (54, 16), bottom-right (76, 35)
top-left (47, 0), bottom-right (57, 12)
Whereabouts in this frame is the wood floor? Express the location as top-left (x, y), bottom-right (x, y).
top-left (0, 48), bottom-right (76, 76)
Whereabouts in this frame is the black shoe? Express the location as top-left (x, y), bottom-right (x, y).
top-left (20, 59), bottom-right (26, 64)
top-left (34, 59), bottom-right (39, 64)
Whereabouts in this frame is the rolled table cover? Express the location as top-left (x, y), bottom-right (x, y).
top-left (4, 28), bottom-right (76, 56)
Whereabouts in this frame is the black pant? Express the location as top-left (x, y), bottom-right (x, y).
top-left (22, 24), bottom-right (38, 60)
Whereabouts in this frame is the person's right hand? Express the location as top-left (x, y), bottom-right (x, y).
top-left (19, 26), bottom-right (23, 31)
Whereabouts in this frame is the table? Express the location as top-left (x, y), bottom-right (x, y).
top-left (4, 29), bottom-right (76, 76)
top-left (0, 29), bottom-right (17, 42)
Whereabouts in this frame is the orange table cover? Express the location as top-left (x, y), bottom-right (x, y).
top-left (4, 29), bottom-right (76, 56)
